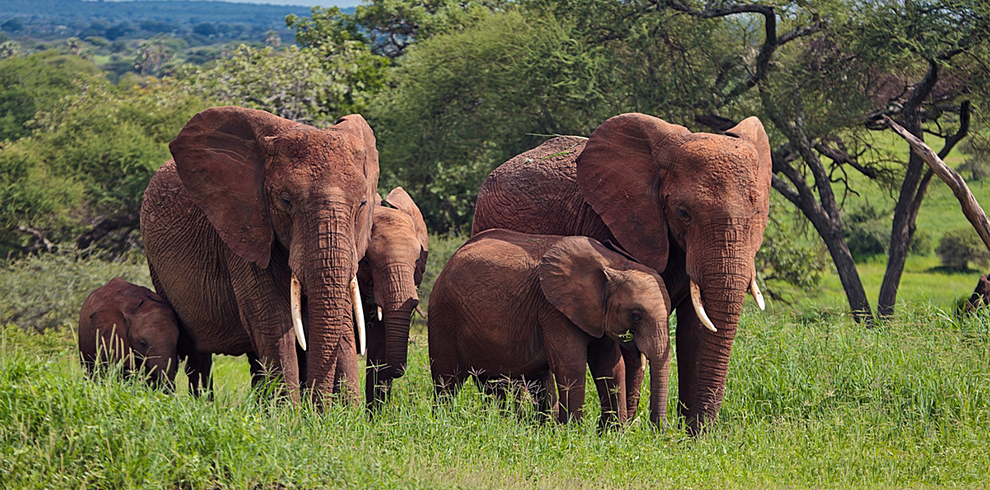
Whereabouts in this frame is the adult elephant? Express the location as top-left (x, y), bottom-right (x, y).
top-left (472, 113), bottom-right (771, 433)
top-left (141, 106), bottom-right (379, 402)
top-left (356, 187), bottom-right (429, 409)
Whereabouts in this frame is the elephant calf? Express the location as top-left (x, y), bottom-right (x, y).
top-left (428, 229), bottom-right (672, 427)
top-left (78, 277), bottom-right (181, 389)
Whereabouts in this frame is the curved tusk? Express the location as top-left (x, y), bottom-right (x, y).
top-left (377, 306), bottom-right (382, 322)
top-left (690, 279), bottom-right (717, 333)
top-left (750, 269), bottom-right (765, 311)
top-left (291, 273), bottom-right (307, 351)
top-left (350, 276), bottom-right (366, 356)
top-left (415, 305), bottom-right (426, 319)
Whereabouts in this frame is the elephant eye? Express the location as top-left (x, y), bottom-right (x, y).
top-left (677, 207), bottom-right (691, 223)
top-left (138, 339), bottom-right (149, 349)
top-left (629, 311), bottom-right (643, 323)
top-left (279, 193), bottom-right (291, 209)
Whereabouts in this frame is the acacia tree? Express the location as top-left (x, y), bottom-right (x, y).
top-left (652, 0), bottom-right (990, 320)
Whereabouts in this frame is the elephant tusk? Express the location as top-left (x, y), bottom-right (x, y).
top-left (690, 279), bottom-right (717, 333)
top-left (291, 273), bottom-right (307, 351)
top-left (351, 276), bottom-right (367, 356)
top-left (415, 305), bottom-right (426, 319)
top-left (377, 306), bottom-right (382, 322)
top-left (750, 270), bottom-right (765, 311)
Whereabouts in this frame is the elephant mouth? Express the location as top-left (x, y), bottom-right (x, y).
top-left (689, 270), bottom-right (766, 333)
top-left (290, 272), bottom-right (367, 355)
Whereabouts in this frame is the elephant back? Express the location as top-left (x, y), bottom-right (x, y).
top-left (472, 137), bottom-right (612, 241)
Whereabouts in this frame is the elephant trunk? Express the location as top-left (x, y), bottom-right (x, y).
top-left (636, 318), bottom-right (671, 429)
top-left (683, 220), bottom-right (754, 434)
top-left (378, 262), bottom-right (419, 379)
top-left (304, 216), bottom-right (357, 401)
top-left (648, 347), bottom-right (671, 429)
top-left (686, 268), bottom-right (747, 434)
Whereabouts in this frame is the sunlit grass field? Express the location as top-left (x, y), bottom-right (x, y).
top-left (2, 235), bottom-right (989, 488)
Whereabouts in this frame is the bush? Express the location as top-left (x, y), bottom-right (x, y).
top-left (936, 227), bottom-right (990, 271)
top-left (844, 204), bottom-right (889, 259)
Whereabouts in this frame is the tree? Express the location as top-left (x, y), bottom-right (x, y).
top-left (0, 51), bottom-right (101, 142)
top-left (372, 10), bottom-right (609, 232)
top-left (0, 77), bottom-right (208, 257)
top-left (176, 44), bottom-right (384, 127)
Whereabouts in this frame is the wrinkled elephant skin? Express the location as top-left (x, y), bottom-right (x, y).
top-left (473, 113), bottom-right (772, 433)
top-left (429, 230), bottom-right (671, 428)
top-left (141, 106), bottom-right (379, 403)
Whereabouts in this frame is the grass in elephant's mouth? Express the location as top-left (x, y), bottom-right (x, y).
top-left (1, 249), bottom-right (989, 488)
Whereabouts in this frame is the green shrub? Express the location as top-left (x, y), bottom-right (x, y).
top-left (844, 204), bottom-right (889, 259)
top-left (936, 227), bottom-right (990, 271)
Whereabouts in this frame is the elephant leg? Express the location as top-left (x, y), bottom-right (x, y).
top-left (247, 352), bottom-right (266, 389)
top-left (431, 356), bottom-right (467, 403)
top-left (621, 347), bottom-right (645, 419)
top-left (229, 262), bottom-right (300, 401)
top-left (588, 338), bottom-right (627, 428)
top-left (551, 359), bottom-right (587, 424)
top-left (528, 370), bottom-right (557, 421)
top-left (675, 303), bottom-right (704, 431)
top-left (365, 316), bottom-right (389, 410)
top-left (331, 325), bottom-right (360, 404)
top-left (185, 351), bottom-right (213, 399)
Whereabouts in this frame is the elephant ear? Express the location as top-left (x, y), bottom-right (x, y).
top-left (386, 186), bottom-right (430, 285)
top-left (539, 236), bottom-right (617, 338)
top-left (577, 113), bottom-right (691, 274)
top-left (724, 116), bottom-right (773, 181)
top-left (331, 114), bottom-right (380, 258)
top-left (170, 106), bottom-right (299, 269)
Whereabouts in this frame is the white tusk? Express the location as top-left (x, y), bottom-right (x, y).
top-left (690, 279), bottom-right (717, 333)
top-left (291, 273), bottom-right (307, 351)
top-left (377, 306), bottom-right (382, 322)
top-left (350, 276), bottom-right (366, 356)
top-left (750, 271), bottom-right (765, 311)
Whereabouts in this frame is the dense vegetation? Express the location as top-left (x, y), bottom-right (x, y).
top-left (2, 0), bottom-right (990, 486)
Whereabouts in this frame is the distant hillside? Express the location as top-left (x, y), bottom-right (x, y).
top-left (0, 0), bottom-right (319, 27)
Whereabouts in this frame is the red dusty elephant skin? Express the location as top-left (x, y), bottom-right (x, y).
top-left (428, 229), bottom-right (671, 428)
top-left (141, 106), bottom-right (379, 403)
top-left (472, 113), bottom-right (772, 433)
top-left (357, 187), bottom-right (429, 409)
top-left (78, 277), bottom-right (181, 389)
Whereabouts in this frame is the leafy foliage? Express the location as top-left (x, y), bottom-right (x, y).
top-left (0, 75), bottom-right (208, 256)
top-left (937, 227), bottom-right (990, 271)
top-left (756, 199), bottom-right (828, 297)
top-left (177, 44), bottom-right (387, 127)
top-left (0, 50), bottom-right (101, 142)
top-left (372, 10), bottom-right (608, 232)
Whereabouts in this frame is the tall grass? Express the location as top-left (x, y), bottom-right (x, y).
top-left (2, 235), bottom-right (989, 487)
top-left (2, 285), bottom-right (989, 486)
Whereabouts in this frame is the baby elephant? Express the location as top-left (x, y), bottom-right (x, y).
top-left (78, 277), bottom-right (180, 389)
top-left (428, 229), bottom-right (671, 427)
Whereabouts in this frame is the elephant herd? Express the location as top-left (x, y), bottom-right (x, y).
top-left (78, 106), bottom-right (772, 434)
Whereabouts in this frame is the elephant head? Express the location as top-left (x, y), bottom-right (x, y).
top-left (539, 236), bottom-right (672, 427)
top-left (577, 113), bottom-right (771, 430)
top-left (169, 106), bottom-right (379, 397)
top-left (359, 186), bottom-right (429, 405)
top-left (79, 277), bottom-right (181, 389)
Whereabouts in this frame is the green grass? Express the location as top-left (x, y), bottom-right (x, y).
top-left (2, 250), bottom-right (990, 487)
